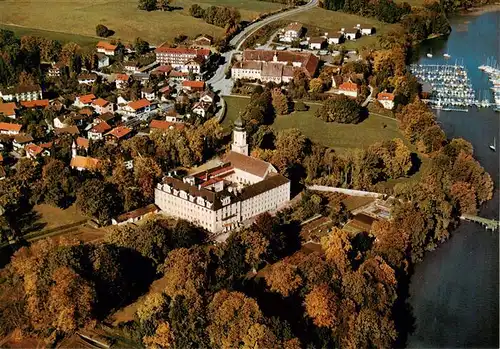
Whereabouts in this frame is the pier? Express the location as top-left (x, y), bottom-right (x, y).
top-left (460, 214), bottom-right (500, 231)
top-left (478, 58), bottom-right (500, 111)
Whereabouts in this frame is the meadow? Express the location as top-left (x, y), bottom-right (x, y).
top-left (0, 0), bottom-right (284, 45)
top-left (223, 96), bottom-right (403, 154)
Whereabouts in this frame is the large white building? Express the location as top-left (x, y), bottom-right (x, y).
top-left (154, 118), bottom-right (291, 235)
top-left (231, 50), bottom-right (319, 84)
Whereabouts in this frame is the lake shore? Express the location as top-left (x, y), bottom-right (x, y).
top-left (459, 3), bottom-right (500, 16)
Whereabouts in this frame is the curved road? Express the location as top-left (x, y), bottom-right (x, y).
top-left (208, 0), bottom-right (318, 95)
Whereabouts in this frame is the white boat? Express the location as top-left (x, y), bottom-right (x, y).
top-left (427, 52), bottom-right (433, 58)
top-left (444, 53), bottom-right (451, 58)
top-left (489, 137), bottom-right (496, 152)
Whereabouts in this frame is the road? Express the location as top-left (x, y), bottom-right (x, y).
top-left (361, 85), bottom-right (374, 107)
top-left (208, 0), bottom-right (318, 95)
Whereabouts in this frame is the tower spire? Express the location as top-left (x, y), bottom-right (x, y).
top-left (231, 117), bottom-right (248, 156)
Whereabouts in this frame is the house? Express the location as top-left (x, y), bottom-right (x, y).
top-left (191, 102), bottom-right (211, 118)
top-left (53, 116), bottom-right (69, 129)
top-left (150, 120), bottom-right (185, 133)
top-left (48, 62), bottom-right (65, 77)
top-left (91, 98), bottom-right (114, 115)
top-left (78, 73), bottom-right (98, 85)
top-left (0, 122), bottom-right (22, 135)
top-left (97, 53), bottom-right (110, 69)
top-left (124, 61), bottom-right (140, 73)
top-left (25, 143), bottom-right (49, 159)
top-left (169, 71), bottom-right (188, 81)
top-left (182, 80), bottom-right (205, 92)
top-left (141, 88), bottom-right (156, 101)
top-left (159, 86), bottom-right (172, 101)
top-left (0, 102), bottom-right (16, 119)
top-left (180, 56), bottom-right (205, 74)
top-left (115, 74), bottom-right (130, 89)
top-left (132, 72), bottom-right (150, 85)
top-left (74, 94), bottom-right (96, 108)
top-left (105, 126), bottom-right (133, 143)
top-left (76, 136), bottom-right (90, 152)
top-left (98, 112), bottom-right (118, 125)
top-left (336, 81), bottom-right (359, 98)
top-left (13, 134), bottom-right (34, 151)
top-left (377, 92), bottom-right (395, 110)
top-left (355, 24), bottom-right (374, 36)
top-left (20, 99), bottom-right (49, 109)
top-left (193, 35), bottom-right (214, 47)
top-left (154, 46), bottom-right (210, 68)
top-left (120, 99), bottom-right (152, 117)
top-left (112, 204), bottom-right (159, 225)
top-left (282, 22), bottom-right (303, 42)
top-left (328, 33), bottom-right (344, 45)
top-left (154, 65), bottom-right (173, 77)
top-left (308, 37), bottom-right (326, 50)
top-left (342, 28), bottom-right (360, 40)
top-left (70, 155), bottom-right (101, 171)
top-left (54, 126), bottom-right (80, 136)
top-left (0, 85), bottom-right (43, 102)
top-left (200, 90), bottom-right (215, 104)
top-left (88, 120), bottom-right (111, 140)
top-left (96, 41), bottom-right (117, 56)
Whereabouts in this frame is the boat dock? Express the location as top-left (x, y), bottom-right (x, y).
top-left (478, 57), bottom-right (500, 111)
top-left (409, 63), bottom-right (476, 111)
top-left (460, 214), bottom-right (500, 231)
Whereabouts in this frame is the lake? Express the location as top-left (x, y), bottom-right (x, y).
top-left (407, 9), bottom-right (499, 348)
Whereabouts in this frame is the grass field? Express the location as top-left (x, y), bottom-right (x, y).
top-left (286, 8), bottom-right (399, 49)
top-left (223, 96), bottom-right (403, 153)
top-left (0, 0), bottom-right (283, 45)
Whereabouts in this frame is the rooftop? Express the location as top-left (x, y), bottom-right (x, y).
top-left (0, 122), bottom-right (22, 132)
top-left (90, 120), bottom-right (112, 133)
top-left (96, 41), bottom-right (117, 51)
top-left (150, 120), bottom-right (185, 130)
top-left (106, 126), bottom-right (132, 139)
top-left (54, 126), bottom-right (80, 135)
top-left (115, 204), bottom-right (159, 223)
top-left (223, 151), bottom-right (273, 179)
top-left (377, 92), bottom-right (395, 101)
top-left (20, 99), bottom-right (49, 108)
top-left (0, 102), bottom-right (16, 116)
top-left (127, 99), bottom-right (151, 110)
top-left (155, 46), bottom-right (210, 56)
top-left (77, 94), bottom-right (96, 104)
top-left (182, 80), bottom-right (205, 89)
top-left (338, 81), bottom-right (359, 91)
top-left (92, 98), bottom-right (110, 107)
top-left (70, 155), bottom-right (100, 170)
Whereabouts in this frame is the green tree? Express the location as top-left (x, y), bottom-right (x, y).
top-left (95, 24), bottom-right (111, 38)
top-left (134, 37), bottom-right (150, 55)
top-left (75, 178), bottom-right (121, 224)
top-left (189, 4), bottom-right (205, 18)
top-left (316, 95), bottom-right (361, 124)
top-left (271, 88), bottom-right (289, 115)
top-left (138, 0), bottom-right (158, 11)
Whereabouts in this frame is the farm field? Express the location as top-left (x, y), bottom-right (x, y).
top-left (0, 0), bottom-right (284, 45)
top-left (223, 96), bottom-right (403, 153)
top-left (286, 8), bottom-right (399, 49)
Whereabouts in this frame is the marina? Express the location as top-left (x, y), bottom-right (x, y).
top-left (409, 63), bottom-right (476, 111)
top-left (478, 57), bottom-right (500, 111)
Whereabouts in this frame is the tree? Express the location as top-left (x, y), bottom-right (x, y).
top-left (143, 322), bottom-right (174, 348)
top-left (271, 128), bottom-right (308, 174)
top-left (271, 88), bottom-right (289, 115)
top-left (242, 323), bottom-right (279, 349)
top-left (304, 284), bottom-right (339, 329)
top-left (316, 95), bottom-right (361, 124)
top-left (161, 248), bottom-right (208, 299)
top-left (134, 37), bottom-right (150, 55)
top-left (264, 260), bottom-right (302, 297)
top-left (134, 157), bottom-right (162, 200)
top-left (449, 181), bottom-right (477, 215)
top-left (309, 78), bottom-right (324, 94)
top-left (138, 0), bottom-right (158, 11)
top-left (75, 178), bottom-right (121, 224)
top-left (321, 228), bottom-right (352, 273)
top-left (157, 0), bottom-right (172, 11)
top-left (95, 24), bottom-right (111, 38)
top-left (207, 290), bottom-right (263, 349)
top-left (189, 4), bottom-right (205, 18)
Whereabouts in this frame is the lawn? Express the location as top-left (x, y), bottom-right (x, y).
top-left (223, 96), bottom-right (403, 153)
top-left (0, 0), bottom-right (283, 45)
top-left (286, 8), bottom-right (399, 49)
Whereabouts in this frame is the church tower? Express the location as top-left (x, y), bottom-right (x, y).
top-left (231, 116), bottom-right (248, 156)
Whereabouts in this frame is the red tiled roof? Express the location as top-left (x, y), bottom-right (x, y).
top-left (339, 82), bottom-right (359, 92)
top-left (92, 98), bottom-right (110, 107)
top-left (20, 99), bottom-right (49, 108)
top-left (25, 143), bottom-right (43, 157)
top-left (79, 107), bottom-right (93, 116)
top-left (150, 120), bottom-right (185, 130)
top-left (39, 141), bottom-right (53, 149)
top-left (115, 204), bottom-right (159, 223)
top-left (0, 122), bottom-right (22, 132)
top-left (128, 99), bottom-right (151, 111)
top-left (156, 65), bottom-right (173, 73)
top-left (242, 49), bottom-right (319, 77)
top-left (182, 80), bottom-right (205, 89)
top-left (377, 92), bottom-right (395, 101)
top-left (90, 121), bottom-right (111, 134)
top-left (170, 71), bottom-right (188, 77)
top-left (155, 46), bottom-right (210, 56)
top-left (77, 94), bottom-right (96, 104)
top-left (116, 74), bottom-right (130, 81)
top-left (76, 137), bottom-right (89, 149)
top-left (54, 126), bottom-right (80, 135)
top-left (106, 126), bottom-right (132, 139)
top-left (96, 41), bottom-right (117, 51)
top-left (0, 102), bottom-right (16, 116)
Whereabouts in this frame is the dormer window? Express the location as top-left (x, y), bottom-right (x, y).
top-left (222, 197), bottom-right (231, 206)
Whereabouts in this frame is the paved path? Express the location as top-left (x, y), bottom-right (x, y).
top-left (361, 85), bottom-right (374, 107)
top-left (208, 0), bottom-right (318, 95)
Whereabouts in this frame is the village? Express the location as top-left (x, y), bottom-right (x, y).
top-left (0, 20), bottom-right (398, 240)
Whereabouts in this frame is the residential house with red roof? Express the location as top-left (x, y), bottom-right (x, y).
top-left (0, 122), bottom-right (22, 135)
top-left (377, 92), bottom-right (395, 110)
top-left (115, 74), bottom-right (130, 89)
top-left (119, 99), bottom-right (153, 117)
top-left (0, 102), bottom-right (16, 119)
top-left (76, 137), bottom-right (90, 152)
top-left (105, 126), bottom-right (133, 143)
top-left (336, 81), bottom-right (359, 98)
top-left (77, 72), bottom-right (98, 85)
top-left (88, 120), bottom-right (112, 140)
top-left (91, 98), bottom-right (114, 115)
top-left (70, 155), bottom-right (101, 171)
top-left (182, 80), bottom-right (205, 92)
top-left (20, 99), bottom-right (49, 109)
top-left (154, 46), bottom-right (210, 69)
top-left (96, 41), bottom-right (118, 56)
top-left (74, 94), bottom-right (96, 108)
top-left (150, 120), bottom-right (185, 133)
